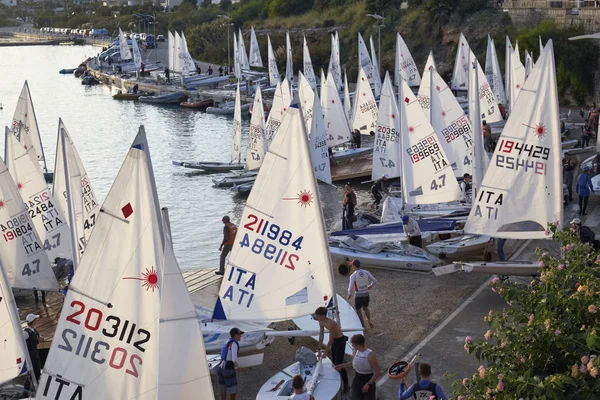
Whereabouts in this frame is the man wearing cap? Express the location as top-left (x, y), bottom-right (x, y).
top-left (576, 166), bottom-right (594, 215)
top-left (570, 218), bottom-right (600, 250)
top-left (23, 314), bottom-right (45, 388)
top-left (371, 174), bottom-right (390, 207)
top-left (402, 215), bottom-right (423, 248)
top-left (217, 327), bottom-right (243, 400)
top-left (347, 259), bottom-right (376, 330)
top-left (217, 216), bottom-right (238, 275)
top-left (459, 173), bottom-right (471, 202)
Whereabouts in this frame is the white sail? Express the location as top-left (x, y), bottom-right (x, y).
top-left (246, 85), bottom-right (266, 171)
top-left (485, 35), bottom-right (507, 105)
top-left (514, 40), bottom-right (520, 62)
top-left (38, 128), bottom-right (163, 400)
top-left (319, 69), bottom-right (326, 102)
top-left (464, 41), bottom-right (562, 239)
top-left (357, 33), bottom-right (375, 86)
top-left (505, 36), bottom-right (512, 113)
top-left (430, 68), bottom-right (474, 177)
top-left (212, 99), bottom-right (334, 322)
top-left (417, 51), bottom-right (437, 121)
top-left (303, 36), bottom-right (317, 90)
top-left (509, 44), bottom-right (526, 112)
top-left (0, 261), bottom-right (34, 385)
top-left (267, 35), bottom-right (280, 87)
top-left (118, 28), bottom-right (132, 61)
top-left (286, 31), bottom-right (294, 86)
top-left (328, 33), bottom-right (343, 91)
top-left (159, 209), bottom-right (214, 399)
top-left (351, 67), bottom-right (378, 135)
top-left (451, 33), bottom-right (470, 91)
top-left (471, 50), bottom-right (503, 124)
top-left (168, 31), bottom-right (175, 71)
top-left (399, 80), bottom-right (461, 204)
top-left (0, 131), bottom-right (56, 291)
top-left (11, 81), bottom-right (45, 171)
top-left (369, 36), bottom-right (382, 98)
top-left (265, 82), bottom-right (283, 148)
top-left (539, 36), bottom-right (544, 60)
top-left (468, 52), bottom-right (488, 196)
top-left (233, 34), bottom-right (241, 79)
top-left (131, 35), bottom-right (142, 71)
top-left (181, 33), bottom-right (197, 76)
top-left (343, 70), bottom-right (352, 123)
top-left (249, 26), bottom-right (263, 68)
top-left (394, 33), bottom-right (421, 87)
top-left (525, 49), bottom-right (533, 78)
top-left (53, 120), bottom-right (100, 259)
top-left (372, 73), bottom-right (401, 180)
top-left (232, 82), bottom-right (243, 163)
top-left (238, 29), bottom-right (250, 71)
top-left (5, 131), bottom-right (73, 262)
top-left (322, 71), bottom-right (352, 148)
top-left (299, 75), bottom-right (332, 184)
top-left (173, 31), bottom-right (182, 73)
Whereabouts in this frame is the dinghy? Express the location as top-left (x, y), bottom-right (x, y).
top-left (206, 101), bottom-right (251, 116)
top-left (231, 182), bottom-right (254, 194)
top-left (425, 234), bottom-right (492, 258)
top-left (139, 91), bottom-right (186, 104)
top-left (212, 171), bottom-right (258, 187)
top-left (434, 261), bottom-right (540, 277)
top-left (485, 35), bottom-right (507, 106)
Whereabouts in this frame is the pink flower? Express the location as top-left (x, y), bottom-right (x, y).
top-left (544, 319), bottom-right (551, 331)
top-left (491, 276), bottom-right (499, 284)
top-left (538, 261), bottom-right (545, 268)
top-left (462, 378), bottom-right (469, 385)
top-left (497, 379), bottom-right (504, 392)
top-left (528, 314), bottom-right (534, 326)
top-left (558, 264), bottom-right (565, 270)
top-left (565, 244), bottom-right (574, 251)
top-left (484, 330), bottom-right (492, 341)
top-left (465, 336), bottom-right (472, 344)
top-left (457, 397), bottom-right (465, 400)
top-left (478, 365), bottom-right (486, 378)
top-left (582, 356), bottom-right (590, 365)
top-left (580, 364), bottom-right (588, 374)
top-left (520, 356), bottom-right (526, 363)
top-left (542, 252), bottom-right (548, 257)
top-left (591, 367), bottom-right (598, 378)
top-left (589, 305), bottom-right (598, 314)
top-left (464, 343), bottom-right (470, 353)
top-left (555, 329), bottom-right (561, 336)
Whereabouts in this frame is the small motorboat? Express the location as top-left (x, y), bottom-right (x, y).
top-left (81, 75), bottom-right (99, 85)
top-left (139, 91), bottom-right (187, 104)
top-left (59, 68), bottom-right (77, 74)
top-left (180, 98), bottom-right (214, 110)
top-left (112, 91), bottom-right (151, 100)
top-left (206, 101), bottom-right (251, 116)
top-left (172, 160), bottom-right (245, 172)
top-left (231, 182), bottom-right (253, 194)
top-left (212, 171), bottom-right (258, 187)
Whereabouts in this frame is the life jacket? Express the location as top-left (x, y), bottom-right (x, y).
top-left (412, 381), bottom-right (438, 399)
top-left (224, 222), bottom-right (237, 245)
top-left (24, 327), bottom-right (39, 353)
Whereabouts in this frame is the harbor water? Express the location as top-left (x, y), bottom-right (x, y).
top-left (0, 44), bottom-right (347, 269)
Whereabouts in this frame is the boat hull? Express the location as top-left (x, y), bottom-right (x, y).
top-left (206, 103), bottom-right (251, 115)
top-left (332, 147), bottom-right (372, 162)
top-left (212, 171), bottom-right (258, 187)
top-left (426, 235), bottom-right (492, 256)
top-left (457, 261), bottom-right (540, 276)
top-left (172, 161), bottom-right (245, 172)
top-left (139, 92), bottom-right (186, 104)
top-left (180, 99), bottom-right (214, 109)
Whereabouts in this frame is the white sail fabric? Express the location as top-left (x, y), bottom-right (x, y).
top-left (351, 67), bottom-right (378, 135)
top-left (238, 29), bottom-right (250, 71)
top-left (514, 40), bottom-right (520, 62)
top-left (299, 75), bottom-right (332, 184)
top-left (539, 36), bottom-right (543, 61)
top-left (328, 33), bottom-right (343, 91)
top-left (451, 33), bottom-right (470, 91)
top-left (118, 28), bottom-right (132, 61)
top-left (249, 27), bottom-right (263, 68)
top-left (394, 33), bottom-right (421, 87)
top-left (357, 33), bottom-right (375, 86)
top-left (399, 80), bottom-right (461, 204)
top-left (0, 262), bottom-right (32, 385)
top-left (468, 52), bottom-right (488, 196)
top-left (5, 132), bottom-right (73, 262)
top-left (232, 82), bottom-right (242, 163)
top-left (265, 82), bottom-right (283, 148)
top-left (322, 72), bottom-right (352, 148)
top-left (430, 68), bottom-right (474, 177)
top-left (38, 129), bottom-right (163, 399)
top-left (471, 51), bottom-right (503, 124)
top-left (372, 73), bottom-right (401, 180)
top-left (525, 49), bottom-right (533, 78)
top-left (417, 51), bottom-right (437, 121)
top-left (286, 32), bottom-right (294, 86)
top-left (303, 37), bottom-right (317, 90)
top-left (509, 45), bottom-right (526, 112)
top-left (181, 33), bottom-right (197, 76)
top-left (173, 31), bottom-right (182, 73)
top-left (267, 35), bottom-right (280, 87)
top-left (131, 35), bottom-right (142, 70)
top-left (319, 69), bottom-right (326, 102)
top-left (505, 36), bottom-right (512, 113)
top-left (233, 34), bottom-right (241, 79)
top-left (343, 70), bottom-right (352, 123)
top-left (369, 36), bottom-right (382, 98)
top-left (159, 210), bottom-right (214, 399)
top-left (246, 85), bottom-right (266, 171)
top-left (464, 41), bottom-right (562, 239)
top-left (53, 120), bottom-right (100, 259)
top-left (0, 133), bottom-right (55, 291)
top-left (485, 35), bottom-right (507, 105)
top-left (212, 100), bottom-right (334, 322)
top-left (11, 81), bottom-right (45, 170)
top-left (168, 31), bottom-right (175, 71)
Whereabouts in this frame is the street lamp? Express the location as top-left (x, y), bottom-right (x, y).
top-left (217, 14), bottom-right (232, 73)
top-left (365, 13), bottom-right (385, 73)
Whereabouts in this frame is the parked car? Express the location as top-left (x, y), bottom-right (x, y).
top-left (145, 34), bottom-right (155, 49)
top-left (157, 34), bottom-right (165, 42)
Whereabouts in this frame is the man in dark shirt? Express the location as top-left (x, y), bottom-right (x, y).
top-left (352, 129), bottom-right (361, 149)
top-left (217, 216), bottom-right (238, 275)
top-left (571, 218), bottom-right (600, 250)
top-left (371, 174), bottom-right (389, 207)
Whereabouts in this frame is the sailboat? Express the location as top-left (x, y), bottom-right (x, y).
top-left (303, 37), bottom-right (317, 90)
top-left (417, 51), bottom-right (437, 121)
top-left (11, 81), bottom-right (52, 182)
top-left (439, 41), bottom-right (562, 276)
top-left (238, 28), bottom-right (251, 72)
top-left (285, 31), bottom-right (294, 86)
top-left (267, 34), bottom-right (280, 87)
top-left (484, 35), bottom-right (507, 106)
top-left (394, 33), bottom-right (421, 87)
top-left (265, 78), bottom-right (291, 148)
top-left (358, 33), bottom-right (376, 93)
top-left (321, 71), bottom-right (356, 161)
top-left (173, 82), bottom-right (246, 173)
top-left (351, 67), bottom-right (378, 136)
top-left (451, 32), bottom-right (470, 91)
top-left (249, 26), bottom-right (263, 68)
top-left (328, 33), bottom-right (343, 91)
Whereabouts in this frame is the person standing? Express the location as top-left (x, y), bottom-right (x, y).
top-left (497, 238), bottom-right (507, 261)
top-left (290, 375), bottom-right (315, 400)
top-left (219, 65), bottom-right (224, 76)
top-left (563, 156), bottom-right (577, 202)
top-left (371, 174), bottom-right (389, 207)
top-left (482, 120), bottom-right (493, 152)
top-left (335, 334), bottom-right (380, 400)
top-left (402, 215), bottom-right (422, 248)
top-left (140, 62), bottom-right (145, 76)
top-left (343, 191), bottom-right (355, 230)
top-left (570, 218), bottom-right (600, 250)
top-left (315, 307), bottom-right (349, 393)
top-left (352, 129), bottom-right (362, 149)
top-left (576, 166), bottom-right (594, 215)
top-left (217, 328), bottom-right (243, 400)
top-left (581, 124), bottom-right (591, 148)
top-left (164, 67), bottom-right (170, 83)
top-left (23, 314), bottom-right (45, 390)
top-left (217, 216), bottom-right (237, 275)
top-left (459, 173), bottom-right (471, 202)
top-left (399, 363), bottom-right (448, 399)
top-left (347, 260), bottom-right (376, 329)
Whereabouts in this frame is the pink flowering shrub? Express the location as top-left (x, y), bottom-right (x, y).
top-left (453, 224), bottom-right (600, 398)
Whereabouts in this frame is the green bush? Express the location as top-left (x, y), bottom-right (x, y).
top-left (454, 224), bottom-right (600, 399)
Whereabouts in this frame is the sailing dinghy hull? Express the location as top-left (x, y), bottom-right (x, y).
top-left (332, 147), bottom-right (372, 162)
top-left (212, 171), bottom-right (258, 187)
top-left (172, 161), bottom-right (245, 172)
top-left (426, 235), bottom-right (492, 257)
top-left (256, 358), bottom-right (340, 400)
top-left (452, 261), bottom-right (540, 276)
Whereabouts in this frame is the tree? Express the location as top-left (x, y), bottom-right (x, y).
top-left (182, 0), bottom-right (198, 7)
top-left (220, 0), bottom-right (231, 11)
top-left (455, 224), bottom-right (600, 399)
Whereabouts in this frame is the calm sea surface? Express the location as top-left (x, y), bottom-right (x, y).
top-left (0, 45), bottom-right (345, 269)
